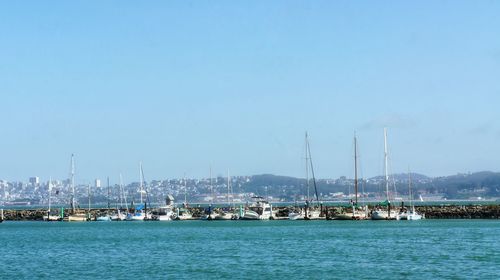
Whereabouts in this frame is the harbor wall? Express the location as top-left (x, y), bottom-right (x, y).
top-left (2, 204), bottom-right (500, 221)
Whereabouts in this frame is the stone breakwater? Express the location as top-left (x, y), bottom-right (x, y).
top-left (2, 205), bottom-right (500, 221)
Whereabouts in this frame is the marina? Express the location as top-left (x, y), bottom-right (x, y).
top-left (1, 203), bottom-right (500, 222)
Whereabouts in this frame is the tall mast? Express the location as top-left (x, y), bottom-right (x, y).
top-left (210, 166), bottom-right (213, 204)
top-left (227, 169), bottom-right (230, 206)
top-left (305, 132), bottom-right (310, 202)
top-left (70, 154), bottom-right (75, 213)
top-left (48, 177), bottom-right (52, 213)
top-left (184, 175), bottom-right (187, 205)
top-left (307, 139), bottom-right (320, 204)
top-left (87, 184), bottom-right (91, 214)
top-left (354, 134), bottom-right (358, 206)
top-left (384, 128), bottom-right (390, 202)
top-left (408, 167), bottom-right (412, 209)
top-left (139, 162), bottom-right (144, 204)
top-left (120, 173), bottom-right (127, 210)
top-left (107, 177), bottom-right (110, 210)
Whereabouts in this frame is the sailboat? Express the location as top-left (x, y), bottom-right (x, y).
top-left (96, 177), bottom-right (112, 222)
top-left (335, 134), bottom-right (368, 220)
top-left (44, 177), bottom-right (61, 221)
top-left (200, 168), bottom-right (216, 220)
top-left (214, 170), bottom-right (237, 220)
top-left (111, 174), bottom-right (127, 221)
top-left (371, 128), bottom-right (398, 220)
top-left (173, 176), bottom-right (193, 220)
top-left (288, 132), bottom-right (321, 220)
top-left (126, 162), bottom-right (151, 221)
top-left (397, 171), bottom-right (423, 220)
top-left (66, 154), bottom-right (89, 222)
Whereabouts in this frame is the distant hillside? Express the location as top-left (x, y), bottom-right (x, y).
top-left (240, 172), bottom-right (500, 199)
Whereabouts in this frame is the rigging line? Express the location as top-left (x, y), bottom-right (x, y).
top-left (306, 137), bottom-right (320, 204)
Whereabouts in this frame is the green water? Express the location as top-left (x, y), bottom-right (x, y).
top-left (1, 220), bottom-right (499, 279)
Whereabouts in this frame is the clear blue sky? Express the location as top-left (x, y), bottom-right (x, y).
top-left (1, 1), bottom-right (499, 183)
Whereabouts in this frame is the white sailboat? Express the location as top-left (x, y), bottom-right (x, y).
top-left (66, 154), bottom-right (89, 222)
top-left (398, 171), bottom-right (423, 220)
top-left (96, 177), bottom-right (112, 222)
top-left (126, 162), bottom-right (151, 221)
top-left (44, 177), bottom-right (61, 221)
top-left (214, 170), bottom-right (237, 220)
top-left (335, 134), bottom-right (368, 220)
top-left (371, 128), bottom-right (398, 220)
top-left (173, 176), bottom-right (193, 220)
top-left (289, 132), bottom-right (321, 220)
top-left (111, 174), bottom-right (127, 221)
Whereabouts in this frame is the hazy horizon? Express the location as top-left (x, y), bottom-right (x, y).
top-left (1, 1), bottom-right (499, 182)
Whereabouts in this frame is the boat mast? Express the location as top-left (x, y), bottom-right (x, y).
top-left (306, 134), bottom-right (320, 204)
top-left (354, 134), bottom-right (358, 206)
top-left (107, 177), bottom-right (110, 210)
top-left (120, 173), bottom-right (128, 211)
top-left (305, 132), bottom-right (310, 202)
top-left (384, 128), bottom-right (390, 202)
top-left (87, 184), bottom-right (91, 216)
top-left (139, 162), bottom-right (144, 205)
top-left (70, 154), bottom-right (76, 214)
top-left (210, 166), bottom-right (213, 204)
top-left (408, 168), bottom-right (412, 209)
top-left (184, 175), bottom-right (187, 205)
top-left (48, 177), bottom-right (52, 215)
top-left (227, 169), bottom-right (230, 207)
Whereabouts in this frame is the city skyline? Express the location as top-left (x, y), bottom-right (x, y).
top-left (1, 1), bottom-right (500, 182)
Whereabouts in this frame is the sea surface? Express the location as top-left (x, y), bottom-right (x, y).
top-left (1, 220), bottom-right (499, 279)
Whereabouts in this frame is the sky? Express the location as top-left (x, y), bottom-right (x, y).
top-left (1, 1), bottom-right (499, 183)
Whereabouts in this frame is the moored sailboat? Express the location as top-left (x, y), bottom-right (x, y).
top-left (335, 134), bottom-right (368, 220)
top-left (371, 129), bottom-right (398, 220)
top-left (66, 154), bottom-right (89, 222)
top-left (288, 132), bottom-right (322, 220)
top-left (44, 177), bottom-right (61, 221)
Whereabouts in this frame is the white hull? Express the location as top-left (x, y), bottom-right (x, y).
top-left (96, 215), bottom-right (112, 222)
top-left (43, 215), bottom-right (61, 221)
top-left (126, 212), bottom-right (151, 221)
top-left (305, 209), bottom-right (322, 220)
top-left (407, 213), bottom-right (422, 220)
top-left (214, 212), bottom-right (234, 220)
top-left (335, 212), bottom-right (367, 220)
top-left (288, 212), bottom-right (303, 220)
top-left (153, 207), bottom-right (174, 221)
top-left (371, 210), bottom-right (398, 220)
top-left (67, 214), bottom-right (89, 222)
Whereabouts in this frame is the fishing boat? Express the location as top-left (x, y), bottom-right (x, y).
top-left (335, 134), bottom-right (368, 220)
top-left (288, 132), bottom-right (322, 220)
top-left (371, 129), bottom-right (398, 220)
top-left (241, 197), bottom-right (274, 220)
top-left (152, 195), bottom-right (175, 221)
